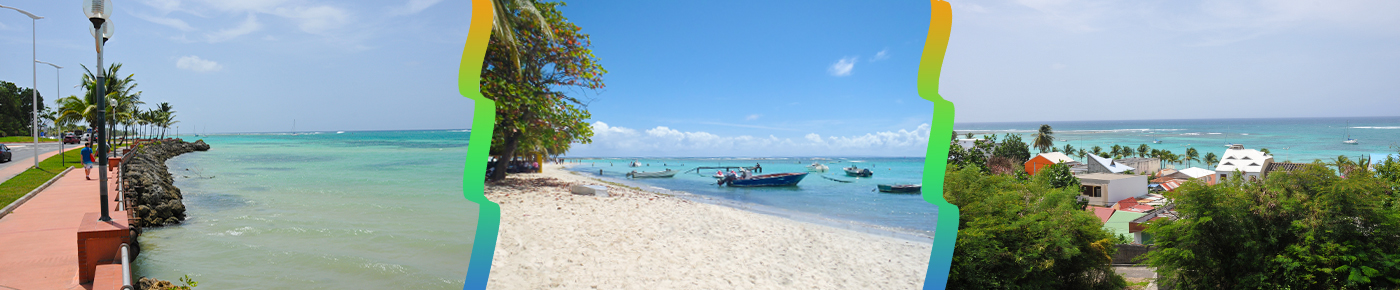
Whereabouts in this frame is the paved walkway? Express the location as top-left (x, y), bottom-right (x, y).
top-left (0, 163), bottom-right (123, 290)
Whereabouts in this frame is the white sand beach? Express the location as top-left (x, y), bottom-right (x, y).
top-left (486, 164), bottom-right (932, 289)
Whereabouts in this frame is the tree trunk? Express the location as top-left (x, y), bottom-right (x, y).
top-left (489, 130), bottom-right (522, 182)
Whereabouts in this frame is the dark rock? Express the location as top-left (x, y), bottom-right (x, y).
top-left (138, 277), bottom-right (175, 290)
top-left (121, 139), bottom-right (209, 228)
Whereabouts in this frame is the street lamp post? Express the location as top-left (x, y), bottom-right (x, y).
top-left (37, 61), bottom-right (62, 165)
top-left (0, 5), bottom-right (44, 168)
top-left (85, 0), bottom-right (115, 222)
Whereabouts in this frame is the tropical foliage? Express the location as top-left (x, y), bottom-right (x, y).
top-left (993, 133), bottom-right (1032, 165)
top-left (944, 166), bottom-right (1126, 289)
top-left (482, 1), bottom-right (604, 181)
top-left (1032, 124), bottom-right (1054, 153)
top-left (54, 63), bottom-right (179, 146)
top-left (0, 81), bottom-right (45, 137)
top-left (1144, 161), bottom-right (1400, 289)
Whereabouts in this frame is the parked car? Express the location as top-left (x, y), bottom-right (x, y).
top-left (64, 133), bottom-right (81, 144)
top-left (0, 144), bottom-right (11, 163)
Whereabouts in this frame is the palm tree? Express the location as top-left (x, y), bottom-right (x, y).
top-left (1137, 144), bottom-right (1150, 158)
top-left (153, 102), bottom-right (177, 138)
top-left (951, 131), bottom-right (959, 142)
top-left (1259, 148), bottom-right (1271, 156)
top-left (80, 63), bottom-right (141, 145)
top-left (1063, 144), bottom-right (1075, 157)
top-left (55, 95), bottom-right (98, 132)
top-left (1332, 155), bottom-right (1354, 177)
top-left (1091, 146), bottom-right (1104, 158)
top-left (1033, 124), bottom-right (1055, 153)
top-left (965, 132), bottom-right (974, 139)
top-left (491, 0), bottom-right (555, 75)
top-left (1185, 148), bottom-right (1199, 168)
top-left (1204, 152), bottom-right (1219, 167)
top-left (1077, 148), bottom-right (1087, 160)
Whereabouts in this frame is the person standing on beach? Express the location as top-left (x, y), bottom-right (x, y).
top-left (81, 143), bottom-right (95, 180)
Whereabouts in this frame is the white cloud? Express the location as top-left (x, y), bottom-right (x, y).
top-left (828, 57), bottom-right (857, 76)
top-left (569, 122), bottom-right (932, 157)
top-left (872, 49), bottom-right (889, 61)
top-left (135, 13), bottom-right (197, 31)
top-left (745, 114), bottom-right (761, 121)
top-left (176, 55), bottom-right (223, 72)
top-left (391, 0), bottom-right (444, 15)
top-left (272, 5), bottom-right (351, 34)
top-left (205, 13), bottom-right (262, 42)
top-left (142, 0), bottom-right (356, 39)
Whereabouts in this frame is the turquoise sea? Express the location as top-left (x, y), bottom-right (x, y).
top-left (133, 130), bottom-right (475, 289)
top-left (953, 116), bottom-right (1400, 165)
top-left (130, 116), bottom-right (1397, 288)
top-left (566, 157), bottom-right (938, 240)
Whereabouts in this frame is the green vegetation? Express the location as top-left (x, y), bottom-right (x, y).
top-left (0, 148), bottom-right (84, 209)
top-left (483, 1), bottom-right (605, 181)
top-left (55, 63), bottom-right (177, 148)
top-left (0, 81), bottom-right (46, 138)
top-left (168, 275), bottom-right (199, 290)
top-left (0, 136), bottom-right (58, 143)
top-left (1144, 160), bottom-right (1400, 289)
top-left (944, 166), bottom-right (1126, 289)
top-left (1033, 124), bottom-right (1055, 154)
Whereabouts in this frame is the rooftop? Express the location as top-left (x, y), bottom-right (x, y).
top-left (1076, 173), bottom-right (1145, 181)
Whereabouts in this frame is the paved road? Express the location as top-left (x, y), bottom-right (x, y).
top-left (0, 142), bottom-right (74, 183)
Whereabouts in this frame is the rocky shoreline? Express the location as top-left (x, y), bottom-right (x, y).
top-left (121, 139), bottom-right (210, 228)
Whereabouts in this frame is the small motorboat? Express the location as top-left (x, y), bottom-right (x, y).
top-left (1152, 140), bottom-right (1162, 144)
top-left (629, 160), bottom-right (642, 167)
top-left (844, 166), bottom-right (873, 177)
top-left (878, 184), bottom-right (921, 193)
top-left (806, 162), bottom-right (829, 172)
top-left (627, 169), bottom-right (678, 178)
top-left (719, 172), bottom-right (808, 187)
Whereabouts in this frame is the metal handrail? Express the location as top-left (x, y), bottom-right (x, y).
top-left (119, 243), bottom-right (133, 290)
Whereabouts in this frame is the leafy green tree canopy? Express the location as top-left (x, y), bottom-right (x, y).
top-left (1144, 162), bottom-right (1400, 289)
top-left (944, 167), bottom-right (1126, 290)
top-left (482, 1), bottom-right (604, 181)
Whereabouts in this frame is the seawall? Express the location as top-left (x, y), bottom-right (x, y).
top-left (121, 139), bottom-right (210, 228)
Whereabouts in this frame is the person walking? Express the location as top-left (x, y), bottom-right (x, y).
top-left (81, 143), bottom-right (95, 180)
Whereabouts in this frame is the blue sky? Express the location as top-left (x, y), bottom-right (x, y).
top-left (0, 0), bottom-right (474, 134)
top-left (3, 1), bottom-right (1397, 157)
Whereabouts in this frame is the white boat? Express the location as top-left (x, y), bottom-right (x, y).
top-left (806, 162), bottom-right (829, 172)
top-left (1152, 140), bottom-right (1162, 144)
top-left (1343, 122), bottom-right (1358, 145)
top-left (629, 160), bottom-right (642, 167)
top-left (627, 169), bottom-right (677, 178)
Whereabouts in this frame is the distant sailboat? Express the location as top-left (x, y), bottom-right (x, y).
top-left (1343, 122), bottom-right (1358, 145)
top-left (292, 119), bottom-right (299, 136)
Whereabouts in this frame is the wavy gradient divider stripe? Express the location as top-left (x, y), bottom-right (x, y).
top-left (919, 1), bottom-right (958, 289)
top-left (457, 0), bottom-right (498, 289)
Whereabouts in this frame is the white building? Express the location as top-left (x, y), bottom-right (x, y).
top-left (1086, 154), bottom-right (1135, 174)
top-left (1076, 173), bottom-right (1149, 207)
top-left (1215, 144), bottom-right (1273, 182)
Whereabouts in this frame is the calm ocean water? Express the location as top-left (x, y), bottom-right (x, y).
top-left (130, 116), bottom-right (1397, 288)
top-left (133, 130), bottom-right (475, 289)
top-left (953, 116), bottom-right (1400, 165)
top-left (566, 157), bottom-right (939, 240)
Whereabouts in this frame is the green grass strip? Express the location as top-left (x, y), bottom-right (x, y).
top-left (0, 136), bottom-right (63, 143)
top-left (0, 148), bottom-right (86, 208)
